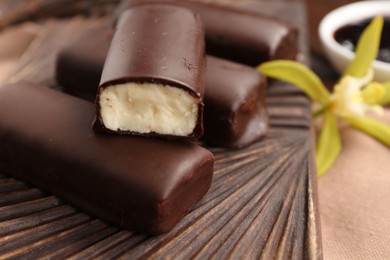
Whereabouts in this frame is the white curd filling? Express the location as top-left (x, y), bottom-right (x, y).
top-left (99, 82), bottom-right (198, 136)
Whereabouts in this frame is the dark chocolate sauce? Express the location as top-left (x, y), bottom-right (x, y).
top-left (334, 17), bottom-right (390, 63)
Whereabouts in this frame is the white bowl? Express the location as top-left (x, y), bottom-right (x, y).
top-left (319, 1), bottom-right (390, 82)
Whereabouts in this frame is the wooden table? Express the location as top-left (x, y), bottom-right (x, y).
top-left (0, 0), bottom-right (322, 258)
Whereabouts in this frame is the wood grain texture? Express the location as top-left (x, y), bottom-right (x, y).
top-left (0, 0), bottom-right (119, 30)
top-left (0, 0), bottom-right (322, 259)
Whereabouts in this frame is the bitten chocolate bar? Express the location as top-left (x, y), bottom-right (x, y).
top-left (114, 0), bottom-right (298, 66)
top-left (94, 5), bottom-right (206, 140)
top-left (56, 26), bottom-right (268, 148)
top-left (0, 83), bottom-right (214, 234)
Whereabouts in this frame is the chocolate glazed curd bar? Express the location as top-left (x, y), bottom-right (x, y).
top-left (94, 5), bottom-right (206, 140)
top-left (56, 26), bottom-right (268, 148)
top-left (204, 56), bottom-right (268, 148)
top-left (114, 0), bottom-right (298, 66)
top-left (0, 83), bottom-right (214, 234)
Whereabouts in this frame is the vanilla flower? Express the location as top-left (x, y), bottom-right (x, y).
top-left (258, 16), bottom-right (390, 176)
top-left (329, 69), bottom-right (383, 117)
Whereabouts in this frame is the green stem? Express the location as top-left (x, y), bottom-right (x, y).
top-left (312, 106), bottom-right (327, 118)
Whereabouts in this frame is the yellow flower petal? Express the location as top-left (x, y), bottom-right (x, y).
top-left (316, 111), bottom-right (341, 177)
top-left (258, 60), bottom-right (330, 105)
top-left (378, 81), bottom-right (390, 105)
top-left (344, 115), bottom-right (390, 147)
top-left (362, 82), bottom-right (386, 104)
top-left (344, 16), bottom-right (384, 78)
top-left (329, 70), bottom-right (378, 117)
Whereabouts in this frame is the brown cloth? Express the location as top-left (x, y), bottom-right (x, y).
top-left (319, 110), bottom-right (390, 259)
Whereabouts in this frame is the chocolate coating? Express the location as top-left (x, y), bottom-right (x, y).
top-left (0, 83), bottom-right (214, 234)
top-left (204, 56), bottom-right (268, 148)
top-left (56, 25), bottom-right (269, 148)
top-left (94, 5), bottom-right (206, 140)
top-left (56, 24), bottom-right (113, 100)
top-left (114, 0), bottom-right (298, 66)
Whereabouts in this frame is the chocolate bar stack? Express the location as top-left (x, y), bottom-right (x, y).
top-left (0, 1), bottom-right (297, 234)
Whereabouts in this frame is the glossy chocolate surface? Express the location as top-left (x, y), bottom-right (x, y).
top-left (204, 56), bottom-right (268, 148)
top-left (56, 24), bottom-right (113, 100)
top-left (0, 83), bottom-right (214, 234)
top-left (56, 26), bottom-right (111, 100)
top-left (335, 17), bottom-right (390, 63)
top-left (94, 5), bottom-right (206, 140)
top-left (114, 0), bottom-right (298, 66)
top-left (56, 26), bottom-right (269, 148)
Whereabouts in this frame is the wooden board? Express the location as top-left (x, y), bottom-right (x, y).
top-left (0, 0), bottom-right (322, 258)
